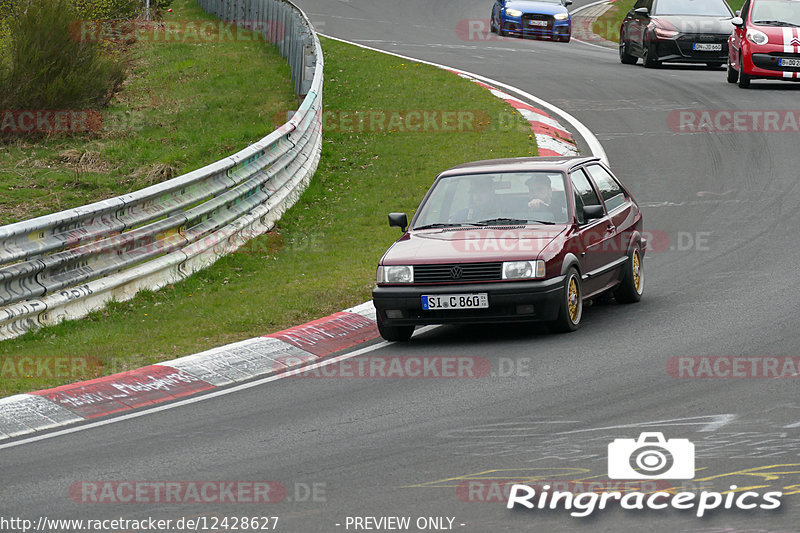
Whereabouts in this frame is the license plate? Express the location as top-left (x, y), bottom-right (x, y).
top-left (779, 58), bottom-right (800, 67)
top-left (693, 43), bottom-right (722, 51)
top-left (528, 20), bottom-right (548, 26)
top-left (422, 293), bottom-right (488, 310)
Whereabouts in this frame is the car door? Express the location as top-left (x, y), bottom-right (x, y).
top-left (628, 0), bottom-right (654, 55)
top-left (729, 0), bottom-right (751, 69)
top-left (568, 169), bottom-right (612, 297)
top-left (583, 164), bottom-right (636, 287)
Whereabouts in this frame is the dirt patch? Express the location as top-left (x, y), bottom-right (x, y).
top-left (132, 162), bottom-right (178, 185)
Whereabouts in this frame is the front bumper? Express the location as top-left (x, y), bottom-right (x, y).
top-left (372, 276), bottom-right (566, 326)
top-left (745, 48), bottom-right (800, 79)
top-left (503, 17), bottom-right (571, 38)
top-left (650, 34), bottom-right (729, 63)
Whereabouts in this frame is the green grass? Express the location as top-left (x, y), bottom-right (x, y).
top-left (593, 0), bottom-right (745, 43)
top-left (0, 36), bottom-right (539, 397)
top-left (0, 0), bottom-right (296, 225)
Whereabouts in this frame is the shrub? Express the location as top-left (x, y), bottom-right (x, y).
top-left (0, 0), bottom-right (126, 110)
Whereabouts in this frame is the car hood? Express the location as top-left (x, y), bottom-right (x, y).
top-left (506, 0), bottom-right (569, 16)
top-left (652, 15), bottom-right (735, 34)
top-left (382, 226), bottom-right (568, 264)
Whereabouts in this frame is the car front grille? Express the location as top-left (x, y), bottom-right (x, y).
top-left (414, 262), bottom-right (503, 283)
top-left (676, 34), bottom-right (728, 57)
top-left (521, 13), bottom-right (555, 31)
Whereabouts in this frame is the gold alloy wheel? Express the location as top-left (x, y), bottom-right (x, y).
top-left (568, 276), bottom-right (579, 323)
top-left (633, 251), bottom-right (642, 292)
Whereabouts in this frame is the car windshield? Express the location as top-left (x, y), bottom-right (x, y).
top-left (510, 0), bottom-right (563, 5)
top-left (751, 0), bottom-right (800, 26)
top-left (653, 0), bottom-right (732, 16)
top-left (412, 171), bottom-right (570, 228)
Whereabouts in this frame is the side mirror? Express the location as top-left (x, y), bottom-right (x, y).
top-left (731, 16), bottom-right (744, 27)
top-left (388, 212), bottom-right (408, 232)
top-left (634, 7), bottom-right (649, 15)
top-left (564, 0), bottom-right (573, 5)
top-left (583, 205), bottom-right (605, 220)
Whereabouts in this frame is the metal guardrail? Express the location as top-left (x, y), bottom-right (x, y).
top-left (0, 0), bottom-right (323, 340)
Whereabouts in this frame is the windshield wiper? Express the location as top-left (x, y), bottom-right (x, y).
top-left (413, 223), bottom-right (465, 230)
top-left (753, 20), bottom-right (800, 26)
top-left (474, 218), bottom-right (532, 226)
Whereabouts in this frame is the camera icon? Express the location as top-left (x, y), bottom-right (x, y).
top-left (608, 432), bottom-right (695, 479)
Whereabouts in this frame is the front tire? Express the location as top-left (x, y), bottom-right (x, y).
top-left (620, 38), bottom-right (638, 64)
top-left (643, 42), bottom-right (661, 68)
top-left (727, 59), bottom-right (739, 83)
top-left (548, 267), bottom-right (583, 333)
top-left (738, 54), bottom-right (751, 88)
top-left (613, 245), bottom-right (644, 303)
top-left (377, 313), bottom-right (414, 342)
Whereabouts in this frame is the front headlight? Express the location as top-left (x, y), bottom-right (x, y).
top-left (654, 27), bottom-right (679, 39)
top-left (502, 260), bottom-right (545, 280)
top-left (554, 12), bottom-right (569, 20)
top-left (377, 265), bottom-right (414, 284)
top-left (505, 8), bottom-right (523, 17)
top-left (746, 28), bottom-right (768, 45)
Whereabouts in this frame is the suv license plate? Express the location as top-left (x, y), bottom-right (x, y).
top-left (779, 58), bottom-right (800, 67)
top-left (422, 294), bottom-right (489, 310)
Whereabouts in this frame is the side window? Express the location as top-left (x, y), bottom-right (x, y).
top-left (585, 165), bottom-right (628, 212)
top-left (646, 0), bottom-right (655, 12)
top-left (569, 169), bottom-right (602, 225)
top-left (740, 0), bottom-right (750, 20)
top-left (633, 0), bottom-right (648, 9)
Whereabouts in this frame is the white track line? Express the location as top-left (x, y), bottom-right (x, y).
top-left (570, 0), bottom-right (620, 52)
top-left (320, 33), bottom-right (608, 164)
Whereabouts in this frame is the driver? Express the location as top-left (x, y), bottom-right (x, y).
top-left (527, 175), bottom-right (553, 210)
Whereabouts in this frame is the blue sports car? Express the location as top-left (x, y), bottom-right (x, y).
top-left (491, 0), bottom-right (573, 42)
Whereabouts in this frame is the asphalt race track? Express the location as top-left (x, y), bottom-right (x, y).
top-left (3, 1), bottom-right (800, 531)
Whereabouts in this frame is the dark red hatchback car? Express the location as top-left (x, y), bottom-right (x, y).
top-left (372, 157), bottom-right (646, 341)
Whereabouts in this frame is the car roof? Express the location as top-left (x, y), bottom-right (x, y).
top-left (437, 156), bottom-right (602, 178)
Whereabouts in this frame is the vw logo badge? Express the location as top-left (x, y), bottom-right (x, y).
top-left (450, 266), bottom-right (463, 279)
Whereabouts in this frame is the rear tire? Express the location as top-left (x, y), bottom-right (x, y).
top-left (727, 60), bottom-right (739, 83)
top-left (377, 313), bottom-right (415, 342)
top-left (490, 15), bottom-right (498, 33)
top-left (613, 245), bottom-right (644, 303)
top-left (548, 267), bottom-right (583, 333)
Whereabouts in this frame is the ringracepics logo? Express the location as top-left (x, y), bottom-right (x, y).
top-left (608, 432), bottom-right (694, 479)
top-left (507, 432), bottom-right (783, 517)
